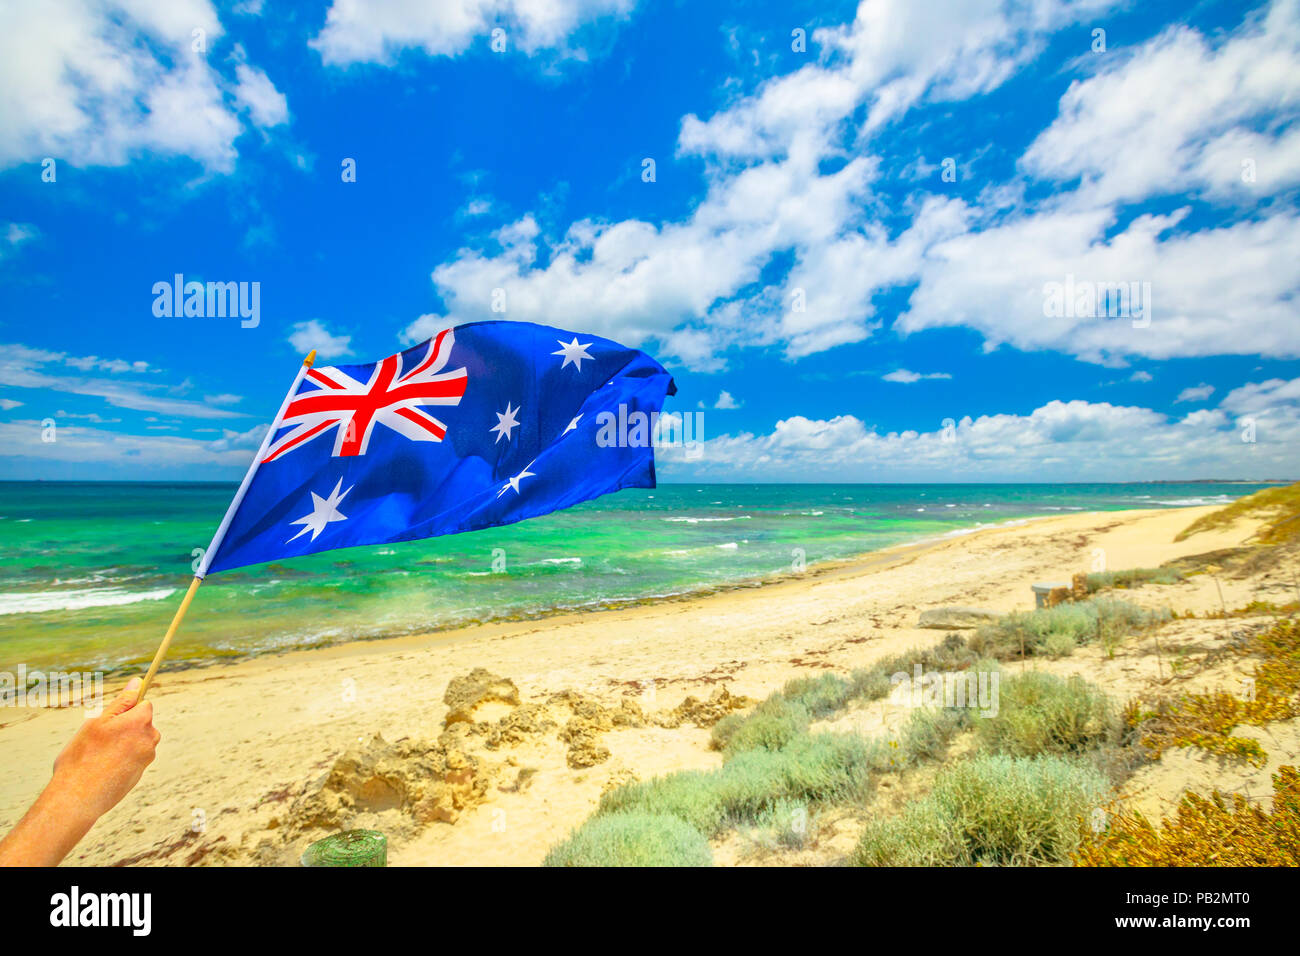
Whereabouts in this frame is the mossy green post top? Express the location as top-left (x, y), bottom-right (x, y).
top-left (301, 830), bottom-right (387, 867)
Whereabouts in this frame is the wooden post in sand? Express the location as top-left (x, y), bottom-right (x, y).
top-left (134, 350), bottom-right (317, 704)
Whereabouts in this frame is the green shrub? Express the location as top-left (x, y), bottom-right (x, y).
top-left (1043, 632), bottom-right (1076, 659)
top-left (751, 799), bottom-right (814, 850)
top-left (847, 634), bottom-right (978, 703)
top-left (852, 754), bottom-right (1108, 866)
top-left (543, 811), bottom-right (712, 867)
top-left (970, 598), bottom-right (1168, 660)
top-left (711, 695), bottom-right (809, 754)
top-left (977, 671), bottom-right (1119, 757)
top-left (899, 707), bottom-right (971, 764)
top-left (782, 672), bottom-right (852, 718)
top-left (1086, 567), bottom-right (1184, 591)
top-left (601, 732), bottom-right (879, 836)
top-left (852, 796), bottom-right (964, 866)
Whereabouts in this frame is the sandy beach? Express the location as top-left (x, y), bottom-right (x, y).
top-left (2, 502), bottom-right (1291, 867)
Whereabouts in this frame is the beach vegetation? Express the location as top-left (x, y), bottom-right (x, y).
top-left (543, 811), bottom-right (713, 867)
top-left (899, 706), bottom-right (972, 764)
top-left (711, 695), bottom-right (810, 754)
top-left (780, 672), bottom-right (854, 718)
top-left (846, 634), bottom-right (980, 700)
top-left (1128, 618), bottom-right (1300, 766)
top-left (1075, 767), bottom-right (1300, 866)
top-left (977, 671), bottom-right (1121, 757)
top-left (600, 732), bottom-right (881, 836)
top-left (969, 597), bottom-right (1168, 660)
top-left (1043, 632), bottom-right (1076, 658)
top-left (1085, 567), bottom-right (1183, 590)
top-left (1177, 481), bottom-right (1300, 545)
top-left (852, 754), bottom-right (1107, 866)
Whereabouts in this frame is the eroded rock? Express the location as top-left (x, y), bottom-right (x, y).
top-left (443, 668), bottom-right (520, 725)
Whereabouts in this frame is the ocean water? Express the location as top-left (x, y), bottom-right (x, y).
top-left (0, 481), bottom-right (1275, 674)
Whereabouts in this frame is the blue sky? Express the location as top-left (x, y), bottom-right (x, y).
top-left (1, 0), bottom-right (1298, 481)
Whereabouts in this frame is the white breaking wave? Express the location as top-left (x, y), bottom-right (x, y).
top-left (661, 515), bottom-right (750, 523)
top-left (0, 586), bottom-right (176, 616)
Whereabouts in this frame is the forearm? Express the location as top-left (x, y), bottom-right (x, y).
top-left (0, 776), bottom-right (99, 867)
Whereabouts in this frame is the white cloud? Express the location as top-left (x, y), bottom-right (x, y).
top-left (4, 222), bottom-right (39, 249)
top-left (0, 418), bottom-right (262, 470)
top-left (233, 62), bottom-right (289, 128)
top-left (712, 390), bottom-right (741, 409)
top-left (311, 0), bottom-right (637, 65)
top-left (661, 380), bottom-right (1300, 482)
top-left (1220, 377), bottom-right (1300, 417)
top-left (0, 398), bottom-right (23, 411)
top-left (210, 422), bottom-right (269, 451)
top-left (403, 0), bottom-right (1125, 366)
top-left (0, 343), bottom-right (241, 419)
top-left (895, 2), bottom-right (1300, 363)
top-left (1130, 370), bottom-right (1153, 383)
top-left (0, 0), bottom-right (288, 172)
top-left (883, 369), bottom-right (952, 383)
top-left (288, 320), bottom-right (353, 360)
top-left (897, 204), bottom-right (1300, 362)
top-left (406, 0), bottom-right (1300, 371)
top-left (1021, 0), bottom-right (1300, 203)
top-left (1175, 383), bottom-right (1215, 403)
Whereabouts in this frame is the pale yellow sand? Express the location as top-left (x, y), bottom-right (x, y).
top-left (0, 503), bottom-right (1280, 866)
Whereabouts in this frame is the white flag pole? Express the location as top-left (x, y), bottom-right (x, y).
top-left (136, 350), bottom-right (317, 703)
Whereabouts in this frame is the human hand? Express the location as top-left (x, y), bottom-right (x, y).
top-left (50, 676), bottom-right (162, 821)
top-left (0, 676), bottom-right (160, 866)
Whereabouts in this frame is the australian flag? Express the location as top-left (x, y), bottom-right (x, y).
top-left (199, 321), bottom-right (676, 575)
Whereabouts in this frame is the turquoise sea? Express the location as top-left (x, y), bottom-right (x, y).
top-left (0, 481), bottom-right (1276, 674)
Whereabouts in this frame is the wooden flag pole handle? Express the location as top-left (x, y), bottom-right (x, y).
top-left (133, 350), bottom-right (316, 705)
top-left (136, 576), bottom-right (201, 703)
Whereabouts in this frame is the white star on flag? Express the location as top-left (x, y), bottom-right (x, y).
top-left (491, 401), bottom-right (521, 443)
top-left (552, 338), bottom-right (593, 371)
top-left (498, 464), bottom-right (536, 497)
top-left (287, 479), bottom-right (353, 543)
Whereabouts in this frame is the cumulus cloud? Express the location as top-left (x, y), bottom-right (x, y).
top-left (406, 0), bottom-right (1300, 371)
top-left (233, 61), bottom-right (289, 128)
top-left (703, 390), bottom-right (741, 409)
top-left (288, 320), bottom-right (353, 360)
top-left (659, 381), bottom-right (1300, 482)
top-left (311, 0), bottom-right (637, 65)
top-left (0, 0), bottom-right (288, 172)
top-left (1021, 0), bottom-right (1300, 203)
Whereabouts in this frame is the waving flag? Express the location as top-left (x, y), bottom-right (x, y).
top-left (197, 321), bottom-right (676, 575)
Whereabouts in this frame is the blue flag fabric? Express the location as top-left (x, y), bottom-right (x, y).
top-left (201, 321), bottom-right (676, 575)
